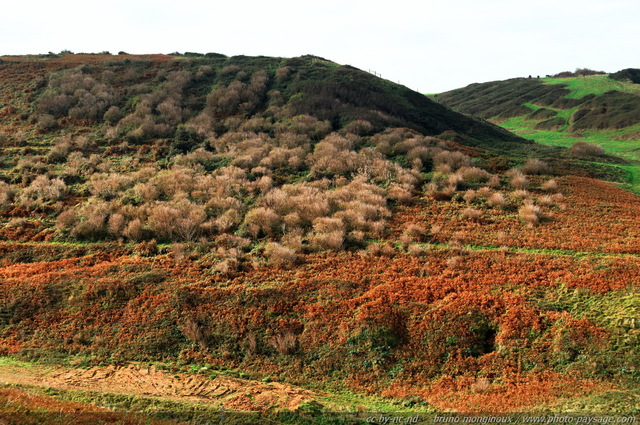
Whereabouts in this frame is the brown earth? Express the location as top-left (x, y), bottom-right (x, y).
top-left (0, 362), bottom-right (321, 412)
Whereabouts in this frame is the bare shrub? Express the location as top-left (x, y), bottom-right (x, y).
top-left (122, 218), bottom-right (144, 242)
top-left (281, 228), bottom-right (305, 252)
top-left (260, 147), bottom-right (306, 170)
top-left (264, 185), bottom-right (323, 228)
top-left (519, 200), bottom-right (542, 227)
top-left (509, 170), bottom-right (529, 190)
top-left (386, 183), bottom-right (413, 204)
top-left (103, 106), bottom-right (123, 124)
top-left (426, 183), bottom-right (456, 201)
top-left (570, 141), bottom-right (605, 157)
top-left (537, 195), bottom-right (555, 206)
top-left (406, 146), bottom-right (432, 165)
top-left (367, 242), bottom-right (396, 257)
top-left (211, 246), bottom-right (244, 275)
top-left (108, 213), bottom-right (126, 236)
top-left (0, 181), bottom-right (14, 207)
top-left (89, 173), bottom-right (134, 199)
top-left (264, 242), bottom-right (297, 267)
top-left (348, 230), bottom-right (366, 243)
top-left (446, 256), bottom-right (462, 269)
top-left (180, 318), bottom-right (207, 349)
top-left (280, 114), bottom-right (331, 140)
top-left (402, 224), bottom-right (428, 242)
top-left (463, 189), bottom-right (476, 203)
top-left (35, 114), bottom-right (58, 132)
top-left (211, 208), bottom-right (242, 234)
top-left (55, 209), bottom-right (78, 231)
top-left (312, 217), bottom-right (345, 233)
top-left (477, 186), bottom-right (493, 198)
top-left (343, 119), bottom-right (373, 135)
top-left (309, 230), bottom-right (344, 251)
top-left (510, 189), bottom-right (530, 200)
top-left (461, 207), bottom-right (482, 221)
top-left (206, 77), bottom-right (265, 117)
top-left (220, 64), bottom-right (241, 76)
top-left (275, 66), bottom-right (292, 82)
top-left (244, 207), bottom-right (282, 238)
top-left (308, 133), bottom-right (358, 176)
top-left (487, 175), bottom-right (501, 188)
top-left (18, 176), bottom-right (67, 209)
top-left (486, 192), bottom-right (506, 209)
top-left (521, 158), bottom-right (550, 175)
top-left (270, 331), bottom-right (298, 355)
top-left (457, 166), bottom-right (492, 184)
top-left (147, 200), bottom-right (207, 242)
top-left (434, 150), bottom-right (471, 171)
top-left (447, 173), bottom-right (463, 188)
top-left (469, 377), bottom-right (491, 393)
top-left (541, 179), bottom-right (558, 192)
top-left (69, 202), bottom-right (111, 240)
top-left (407, 243), bottom-right (428, 257)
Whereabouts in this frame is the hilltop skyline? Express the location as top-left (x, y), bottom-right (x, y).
top-left (2, 0), bottom-right (640, 93)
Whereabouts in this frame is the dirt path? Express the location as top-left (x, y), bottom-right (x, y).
top-left (0, 361), bottom-right (321, 412)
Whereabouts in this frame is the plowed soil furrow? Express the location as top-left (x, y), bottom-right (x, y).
top-left (0, 362), bottom-right (321, 412)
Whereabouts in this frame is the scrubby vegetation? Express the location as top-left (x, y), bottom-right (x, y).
top-left (0, 53), bottom-right (638, 418)
top-left (436, 70), bottom-right (640, 196)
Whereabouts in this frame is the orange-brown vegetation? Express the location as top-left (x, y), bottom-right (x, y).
top-left (392, 175), bottom-right (640, 255)
top-left (0, 238), bottom-right (634, 410)
top-left (1, 53), bottom-right (638, 414)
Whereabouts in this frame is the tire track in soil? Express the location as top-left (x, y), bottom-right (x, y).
top-left (0, 362), bottom-right (320, 412)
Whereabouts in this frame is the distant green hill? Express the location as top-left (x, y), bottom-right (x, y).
top-left (435, 73), bottom-right (640, 132)
top-left (434, 71), bottom-right (640, 192)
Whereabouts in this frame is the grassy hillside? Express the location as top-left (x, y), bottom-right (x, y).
top-left (435, 71), bottom-right (640, 193)
top-left (0, 54), bottom-right (639, 421)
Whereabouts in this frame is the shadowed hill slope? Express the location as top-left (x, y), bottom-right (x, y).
top-left (435, 73), bottom-right (640, 132)
top-left (0, 53), bottom-right (526, 149)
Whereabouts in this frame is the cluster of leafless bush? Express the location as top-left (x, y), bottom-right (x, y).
top-left (424, 155), bottom-right (562, 227)
top-left (35, 66), bottom-right (119, 129)
top-left (1, 61), bottom-right (572, 272)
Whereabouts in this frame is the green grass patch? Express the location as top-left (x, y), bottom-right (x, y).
top-left (496, 115), bottom-right (640, 194)
top-left (542, 75), bottom-right (640, 99)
